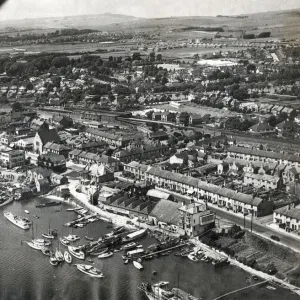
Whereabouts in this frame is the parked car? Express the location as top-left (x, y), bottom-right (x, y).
top-left (270, 235), bottom-right (280, 241)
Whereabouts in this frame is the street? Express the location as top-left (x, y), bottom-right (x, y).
top-left (210, 206), bottom-right (300, 252)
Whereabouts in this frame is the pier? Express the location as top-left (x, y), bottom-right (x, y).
top-left (212, 280), bottom-right (269, 300)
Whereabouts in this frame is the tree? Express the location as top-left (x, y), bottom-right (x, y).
top-left (161, 76), bottom-right (168, 86)
top-left (156, 54), bottom-right (162, 61)
top-left (12, 102), bottom-right (23, 112)
top-left (247, 64), bottom-right (256, 74)
top-left (132, 52), bottom-right (141, 61)
top-left (51, 56), bottom-right (70, 68)
top-left (149, 52), bottom-right (155, 62)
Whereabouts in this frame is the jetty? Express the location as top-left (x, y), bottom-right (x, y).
top-left (213, 280), bottom-right (269, 300)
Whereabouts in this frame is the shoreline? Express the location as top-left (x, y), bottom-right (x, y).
top-left (67, 181), bottom-right (300, 297)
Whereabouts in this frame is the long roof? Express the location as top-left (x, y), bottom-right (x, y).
top-left (149, 199), bottom-right (181, 225)
top-left (228, 146), bottom-right (300, 163)
top-left (147, 167), bottom-right (263, 206)
top-left (275, 206), bottom-right (300, 220)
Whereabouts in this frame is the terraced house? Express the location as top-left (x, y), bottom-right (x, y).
top-left (127, 165), bottom-right (273, 217)
top-left (227, 146), bottom-right (300, 167)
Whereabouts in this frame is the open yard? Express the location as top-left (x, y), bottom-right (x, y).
top-left (152, 102), bottom-right (241, 118)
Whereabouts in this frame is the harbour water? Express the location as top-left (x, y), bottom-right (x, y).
top-left (0, 197), bottom-right (299, 300)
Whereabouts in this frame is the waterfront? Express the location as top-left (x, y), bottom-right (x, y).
top-left (0, 198), bottom-right (298, 300)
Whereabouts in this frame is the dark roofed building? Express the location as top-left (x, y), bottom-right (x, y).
top-left (33, 125), bottom-right (61, 155)
top-left (38, 153), bottom-right (66, 173)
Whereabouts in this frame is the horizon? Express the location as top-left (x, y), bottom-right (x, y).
top-left (0, 0), bottom-right (300, 22)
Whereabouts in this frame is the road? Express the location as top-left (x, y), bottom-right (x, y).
top-left (210, 206), bottom-right (300, 252)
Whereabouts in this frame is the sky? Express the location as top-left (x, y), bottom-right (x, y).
top-left (0, 0), bottom-right (300, 21)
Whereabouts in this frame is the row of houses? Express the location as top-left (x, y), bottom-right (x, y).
top-left (227, 146), bottom-right (300, 167)
top-left (124, 161), bottom-right (273, 217)
top-left (68, 149), bottom-right (119, 171)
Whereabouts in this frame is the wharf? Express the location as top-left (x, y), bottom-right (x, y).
top-left (142, 242), bottom-right (188, 258)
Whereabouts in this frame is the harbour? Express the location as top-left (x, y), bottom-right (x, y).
top-left (0, 197), bottom-right (298, 300)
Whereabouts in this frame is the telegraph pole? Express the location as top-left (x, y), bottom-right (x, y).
top-left (243, 213), bottom-right (246, 229)
top-left (251, 209), bottom-right (253, 232)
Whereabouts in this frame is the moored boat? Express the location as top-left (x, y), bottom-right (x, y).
top-left (33, 239), bottom-right (51, 247)
top-left (68, 246), bottom-right (85, 260)
top-left (55, 249), bottom-right (64, 262)
top-left (50, 254), bottom-right (59, 266)
top-left (98, 251), bottom-right (114, 259)
top-left (75, 264), bottom-right (103, 278)
top-left (122, 229), bottom-right (147, 243)
top-left (64, 235), bottom-right (80, 242)
top-left (26, 241), bottom-right (42, 250)
top-left (4, 211), bottom-right (30, 230)
top-left (64, 251), bottom-right (72, 264)
top-left (123, 242), bottom-right (137, 250)
top-left (24, 210), bottom-right (29, 214)
top-left (60, 237), bottom-right (70, 246)
top-left (85, 236), bottom-right (94, 241)
top-left (41, 246), bottom-right (51, 256)
top-left (133, 260), bottom-right (143, 270)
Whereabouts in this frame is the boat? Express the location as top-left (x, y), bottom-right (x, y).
top-left (41, 246), bottom-right (51, 256)
top-left (136, 245), bottom-right (143, 248)
top-left (87, 258), bottom-right (94, 263)
top-left (24, 210), bottom-right (29, 214)
top-left (60, 237), bottom-right (70, 246)
top-left (140, 281), bottom-right (199, 300)
top-left (98, 252), bottom-right (114, 259)
top-left (42, 232), bottom-right (55, 239)
top-left (90, 248), bottom-right (108, 256)
top-left (64, 251), bottom-right (72, 264)
top-left (64, 235), bottom-right (80, 242)
top-left (133, 261), bottom-right (143, 270)
top-left (75, 264), bottom-right (104, 278)
top-left (122, 229), bottom-right (147, 243)
top-left (33, 215), bottom-right (39, 219)
top-left (26, 241), bottom-right (42, 250)
top-left (3, 211), bottom-right (30, 230)
top-left (55, 249), bottom-right (64, 262)
top-left (123, 242), bottom-right (137, 250)
top-left (67, 208), bottom-right (75, 211)
top-left (68, 246), bottom-right (85, 260)
top-left (124, 259), bottom-right (129, 264)
top-left (85, 236), bottom-right (94, 241)
top-left (114, 248), bottom-right (122, 252)
top-left (36, 201), bottom-right (61, 208)
top-left (266, 286), bottom-right (276, 290)
top-left (50, 254), bottom-right (59, 266)
top-left (33, 239), bottom-right (51, 247)
top-left (74, 223), bottom-right (84, 228)
top-left (126, 248), bottom-right (144, 257)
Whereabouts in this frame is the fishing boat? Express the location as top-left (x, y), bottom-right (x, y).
top-left (133, 261), bottom-right (143, 270)
top-left (124, 259), bottom-right (129, 264)
top-left (123, 242), bottom-right (137, 250)
top-left (41, 246), bottom-right (51, 256)
top-left (98, 251), bottom-right (114, 259)
top-left (24, 210), bottom-right (29, 214)
top-left (64, 251), bottom-right (72, 264)
top-left (42, 221), bottom-right (56, 239)
top-left (26, 241), bottom-right (42, 250)
top-left (187, 252), bottom-right (200, 262)
top-left (122, 229), bottom-right (147, 243)
top-left (50, 254), bottom-right (59, 266)
top-left (60, 237), bottom-right (70, 246)
top-left (68, 246), bottom-right (85, 260)
top-left (3, 211), bottom-right (30, 230)
top-left (85, 236), bottom-right (94, 241)
top-left (75, 264), bottom-right (104, 278)
top-left (64, 235), bottom-right (80, 242)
